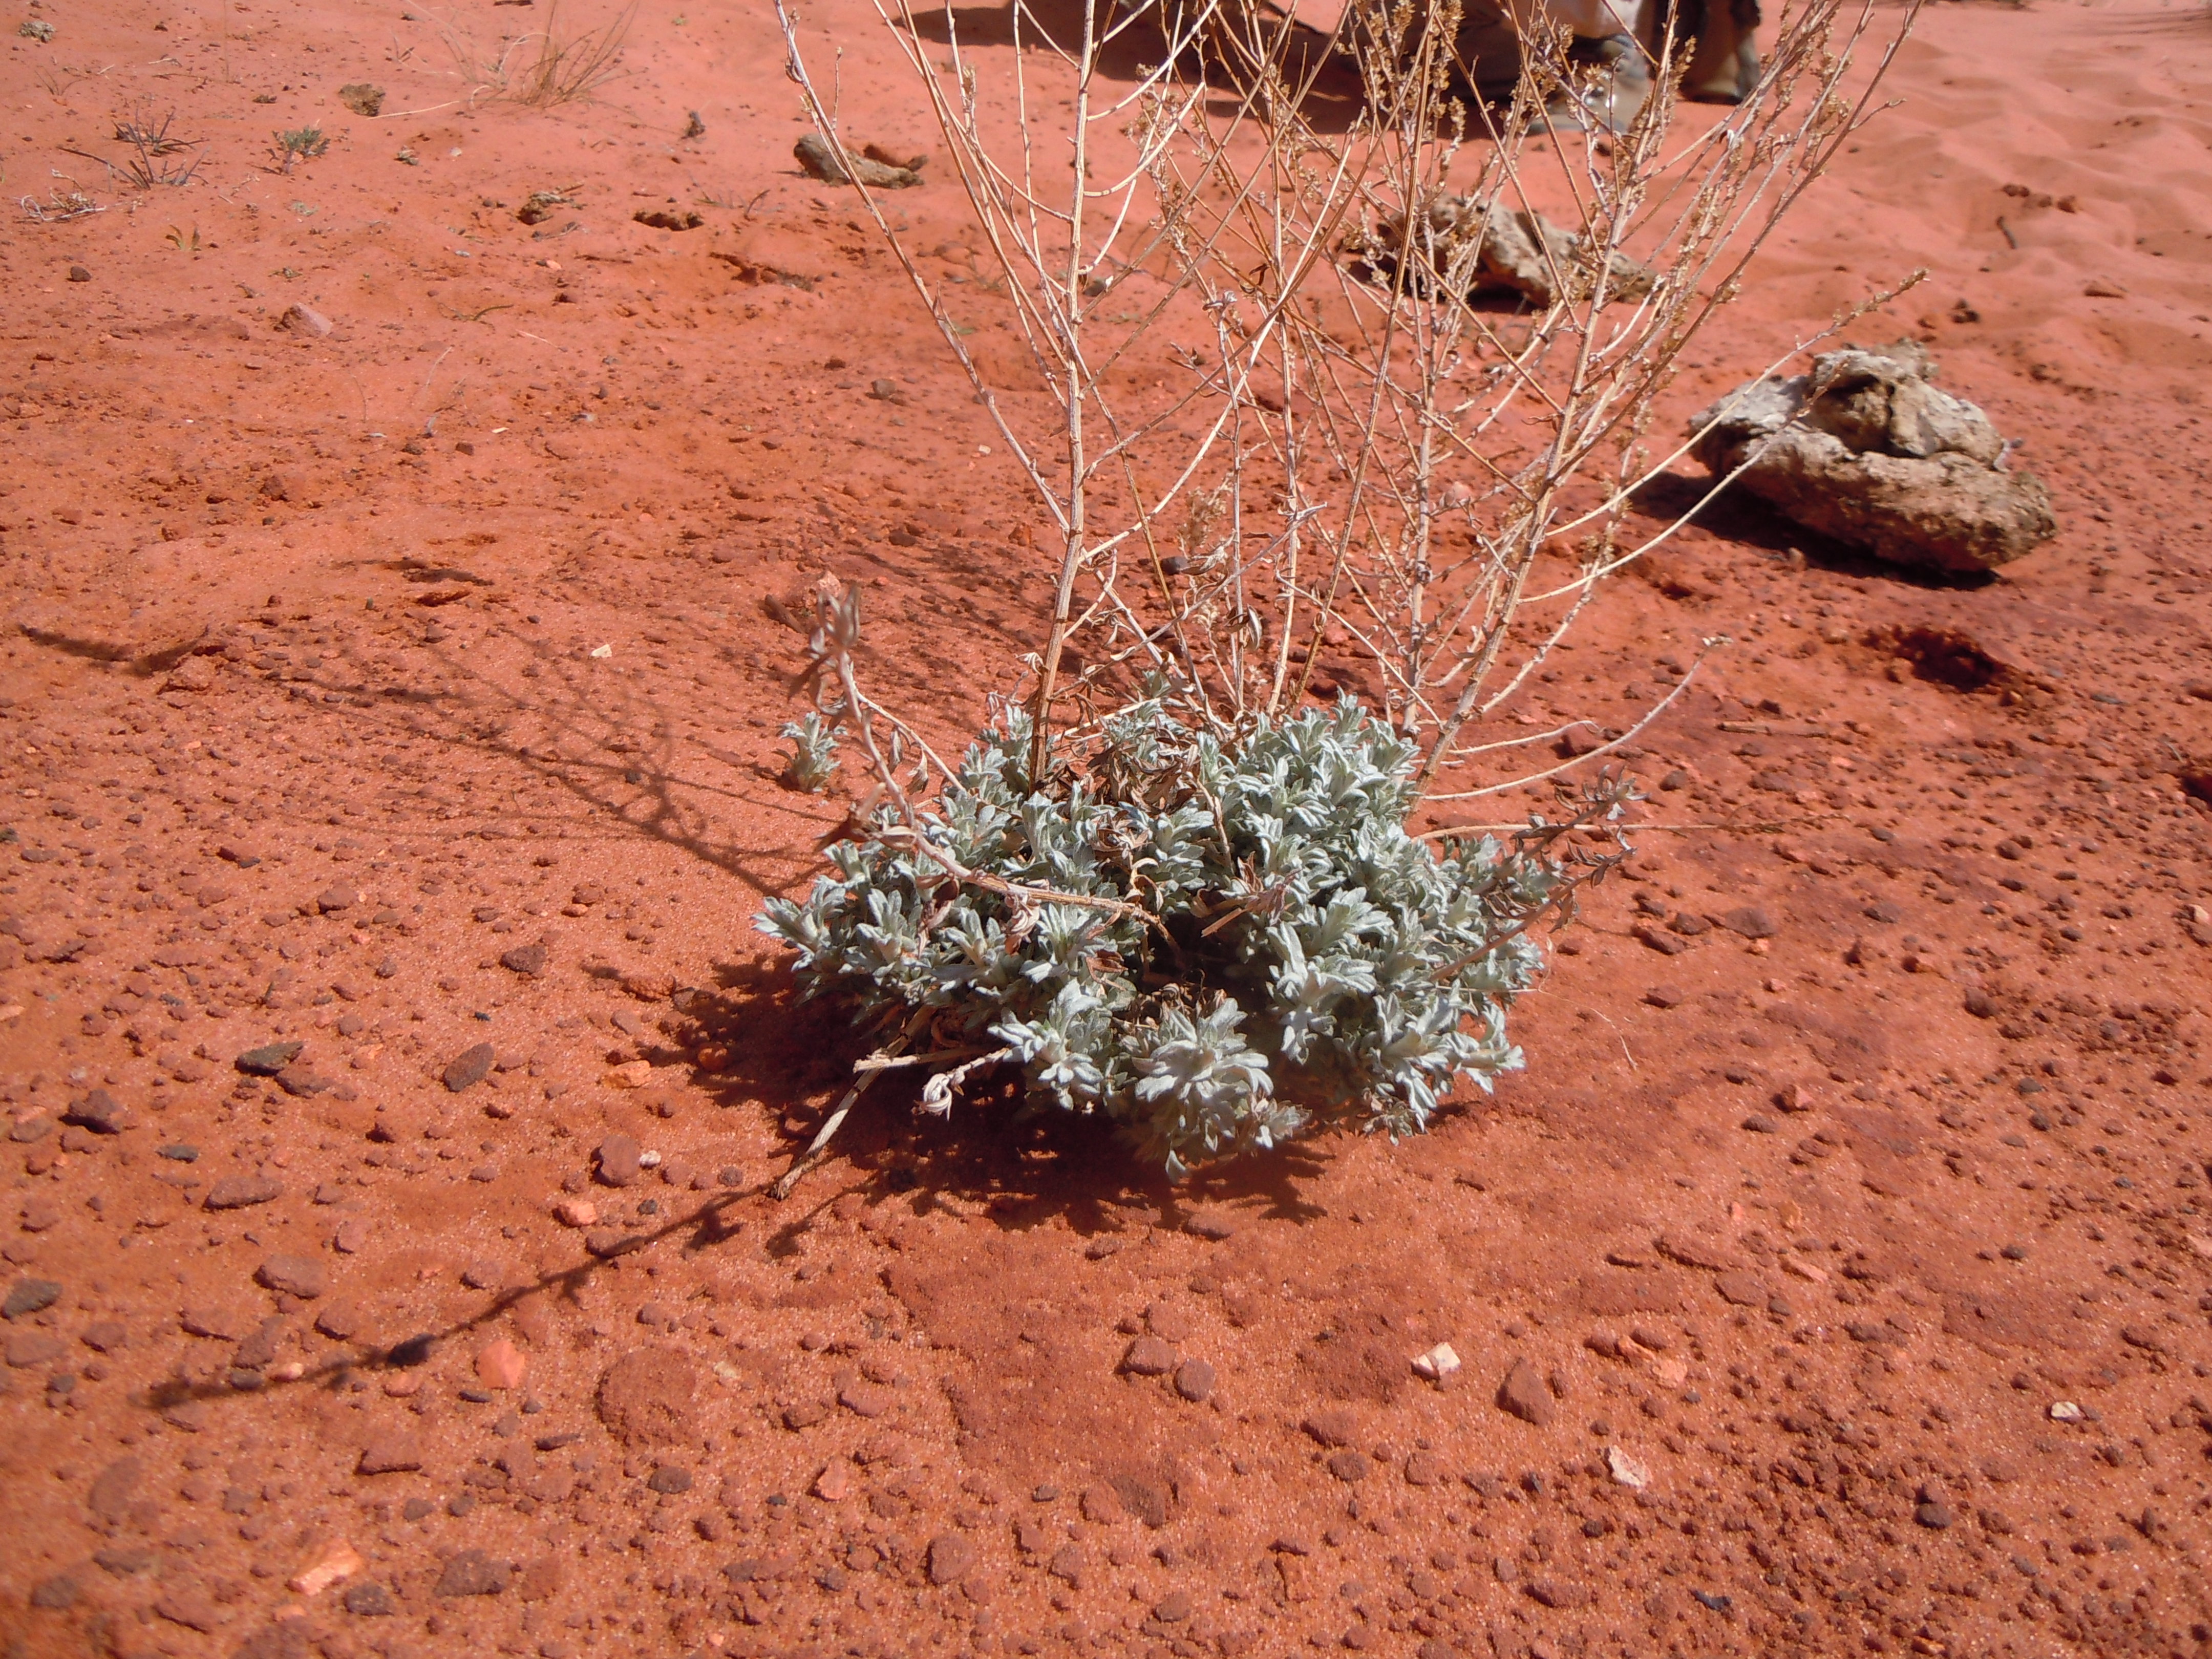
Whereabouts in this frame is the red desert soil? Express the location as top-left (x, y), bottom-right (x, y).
top-left (3, 4), bottom-right (2211, 1657)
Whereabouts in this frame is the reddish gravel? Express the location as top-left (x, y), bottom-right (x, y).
top-left (3, 4), bottom-right (2210, 1659)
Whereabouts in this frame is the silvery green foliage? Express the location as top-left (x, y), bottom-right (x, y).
top-left (779, 713), bottom-right (843, 793)
top-left (758, 696), bottom-right (1590, 1177)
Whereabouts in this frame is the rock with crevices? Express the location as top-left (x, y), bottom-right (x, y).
top-left (1690, 341), bottom-right (2056, 573)
top-left (1351, 195), bottom-right (1656, 309)
top-left (794, 134), bottom-right (922, 190)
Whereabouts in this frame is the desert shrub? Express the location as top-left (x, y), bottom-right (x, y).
top-left (779, 712), bottom-right (844, 793)
top-left (273, 126), bottom-right (328, 171)
top-left (511, 2), bottom-right (632, 108)
top-left (759, 0), bottom-right (1921, 1187)
top-left (761, 692), bottom-right (1625, 1175)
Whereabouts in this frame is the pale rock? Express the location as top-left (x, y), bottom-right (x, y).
top-left (1605, 1445), bottom-right (1651, 1490)
top-left (1780, 1253), bottom-right (1829, 1284)
top-left (288, 1538), bottom-right (364, 1597)
top-left (1411, 1341), bottom-right (1461, 1381)
top-left (1350, 196), bottom-right (1656, 310)
top-left (476, 1337), bottom-right (527, 1390)
top-left (793, 133), bottom-right (923, 189)
top-left (1691, 342), bottom-right (2056, 573)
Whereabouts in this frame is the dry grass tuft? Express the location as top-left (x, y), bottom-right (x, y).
top-left (508, 2), bottom-right (634, 109)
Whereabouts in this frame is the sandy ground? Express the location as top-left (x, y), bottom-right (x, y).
top-left (3, 3), bottom-right (2211, 1657)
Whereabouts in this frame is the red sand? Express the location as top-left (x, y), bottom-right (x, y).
top-left (2, 4), bottom-right (2209, 1658)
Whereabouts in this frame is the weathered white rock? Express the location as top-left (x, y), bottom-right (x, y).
top-left (1411, 1341), bottom-right (1461, 1381)
top-left (1691, 342), bottom-right (2056, 573)
top-left (1352, 198), bottom-right (1656, 310)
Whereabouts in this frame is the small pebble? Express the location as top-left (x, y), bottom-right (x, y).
top-left (499, 943), bottom-right (550, 977)
top-left (234, 1041), bottom-right (304, 1077)
top-left (927, 1533), bottom-right (976, 1586)
top-left (476, 1338), bottom-right (527, 1391)
top-left (255, 1254), bottom-right (327, 1299)
top-left (205, 1176), bottom-right (283, 1211)
top-left (1120, 1336), bottom-right (1176, 1377)
top-left (1497, 1359), bottom-right (1555, 1427)
top-left (434, 1549), bottom-right (507, 1596)
top-left (3, 1278), bottom-right (63, 1320)
top-left (444, 1042), bottom-right (497, 1092)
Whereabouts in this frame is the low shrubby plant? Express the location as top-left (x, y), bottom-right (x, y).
top-left (757, 0), bottom-right (1920, 1187)
top-left (762, 690), bottom-right (1628, 1176)
top-left (778, 712), bottom-right (844, 794)
top-left (273, 126), bottom-right (329, 171)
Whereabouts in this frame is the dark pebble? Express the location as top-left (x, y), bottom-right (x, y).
top-left (594, 1133), bottom-right (642, 1187)
top-left (235, 1041), bottom-right (305, 1077)
top-left (255, 1253), bottom-right (327, 1299)
top-left (1526, 1578), bottom-right (1591, 1609)
top-left (647, 1466), bottom-right (693, 1494)
top-left (343, 1581), bottom-right (396, 1617)
top-left (4, 1278), bottom-right (62, 1321)
top-left (1326, 1449), bottom-right (1372, 1482)
top-left (1174, 1358), bottom-right (1216, 1403)
top-left (500, 943), bottom-right (550, 977)
top-left (204, 1175), bottom-right (282, 1210)
top-left (159, 1144), bottom-right (200, 1162)
top-left (927, 1532), bottom-right (976, 1586)
top-left (443, 1042), bottom-right (497, 1093)
top-left (1121, 1336), bottom-right (1176, 1377)
top-left (1720, 905), bottom-right (1777, 940)
top-left (63, 1089), bottom-right (133, 1134)
top-left (1497, 1359), bottom-right (1555, 1427)
top-left (29, 1573), bottom-right (81, 1610)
